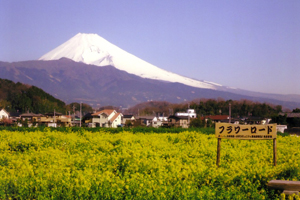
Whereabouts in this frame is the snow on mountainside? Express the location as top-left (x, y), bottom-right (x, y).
top-left (39, 33), bottom-right (219, 90)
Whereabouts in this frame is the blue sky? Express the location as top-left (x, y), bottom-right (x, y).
top-left (1, 0), bottom-right (299, 95)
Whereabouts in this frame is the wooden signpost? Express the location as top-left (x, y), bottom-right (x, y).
top-left (215, 123), bottom-right (277, 167)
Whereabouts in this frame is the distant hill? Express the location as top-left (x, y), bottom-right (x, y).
top-left (0, 78), bottom-right (66, 114)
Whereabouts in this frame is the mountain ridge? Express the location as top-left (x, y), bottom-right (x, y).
top-left (0, 59), bottom-right (299, 109)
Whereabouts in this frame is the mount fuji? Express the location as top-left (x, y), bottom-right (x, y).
top-left (39, 33), bottom-right (221, 90)
top-left (0, 33), bottom-right (299, 109)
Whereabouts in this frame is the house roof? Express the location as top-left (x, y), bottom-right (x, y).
top-left (92, 109), bottom-right (115, 116)
top-left (110, 113), bottom-right (122, 122)
top-left (20, 113), bottom-right (44, 117)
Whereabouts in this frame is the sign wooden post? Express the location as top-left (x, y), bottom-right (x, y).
top-left (216, 138), bottom-right (221, 167)
top-left (215, 123), bottom-right (277, 167)
top-left (273, 138), bottom-right (277, 166)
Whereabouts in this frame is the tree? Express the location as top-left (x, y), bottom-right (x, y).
top-left (206, 119), bottom-right (213, 128)
top-left (22, 119), bottom-right (29, 127)
top-left (292, 108), bottom-right (300, 113)
top-left (270, 114), bottom-right (287, 125)
top-left (125, 120), bottom-right (133, 128)
top-left (189, 117), bottom-right (204, 128)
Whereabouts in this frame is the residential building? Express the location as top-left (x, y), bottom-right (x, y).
top-left (43, 112), bottom-right (72, 127)
top-left (0, 108), bottom-right (9, 120)
top-left (137, 116), bottom-right (155, 127)
top-left (152, 116), bottom-right (168, 128)
top-left (277, 125), bottom-right (287, 133)
top-left (91, 109), bottom-right (123, 128)
top-left (176, 109), bottom-right (197, 119)
top-left (167, 115), bottom-right (189, 128)
top-left (122, 114), bottom-right (136, 126)
top-left (18, 112), bottom-right (72, 127)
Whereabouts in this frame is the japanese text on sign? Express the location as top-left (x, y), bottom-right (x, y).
top-left (215, 123), bottom-right (277, 139)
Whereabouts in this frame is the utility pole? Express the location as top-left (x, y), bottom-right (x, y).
top-left (68, 111), bottom-right (71, 126)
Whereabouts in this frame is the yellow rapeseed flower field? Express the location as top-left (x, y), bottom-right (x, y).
top-left (0, 128), bottom-right (299, 199)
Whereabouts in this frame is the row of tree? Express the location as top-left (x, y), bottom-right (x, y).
top-left (126, 99), bottom-right (285, 118)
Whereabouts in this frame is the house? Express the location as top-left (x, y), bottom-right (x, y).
top-left (0, 108), bottom-right (10, 120)
top-left (43, 112), bottom-right (72, 127)
top-left (122, 114), bottom-right (136, 126)
top-left (0, 108), bottom-right (12, 126)
top-left (176, 109), bottom-right (197, 119)
top-left (244, 116), bottom-right (268, 125)
top-left (137, 116), bottom-right (155, 127)
top-left (277, 125), bottom-right (287, 133)
top-left (19, 112), bottom-right (72, 127)
top-left (167, 115), bottom-right (189, 128)
top-left (152, 116), bottom-right (168, 128)
top-left (19, 113), bottom-right (43, 127)
top-left (91, 109), bottom-right (123, 128)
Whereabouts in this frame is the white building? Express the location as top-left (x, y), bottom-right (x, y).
top-left (277, 125), bottom-right (287, 133)
top-left (0, 109), bottom-right (9, 120)
top-left (152, 116), bottom-right (168, 128)
top-left (175, 109), bottom-right (197, 119)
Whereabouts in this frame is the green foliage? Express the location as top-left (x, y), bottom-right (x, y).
top-left (287, 117), bottom-right (300, 128)
top-left (190, 117), bottom-right (204, 128)
top-left (0, 78), bottom-right (66, 113)
top-left (271, 114), bottom-right (287, 125)
top-left (292, 108), bottom-right (300, 113)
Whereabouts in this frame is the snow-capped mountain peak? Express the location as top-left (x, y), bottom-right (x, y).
top-left (39, 33), bottom-right (220, 90)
